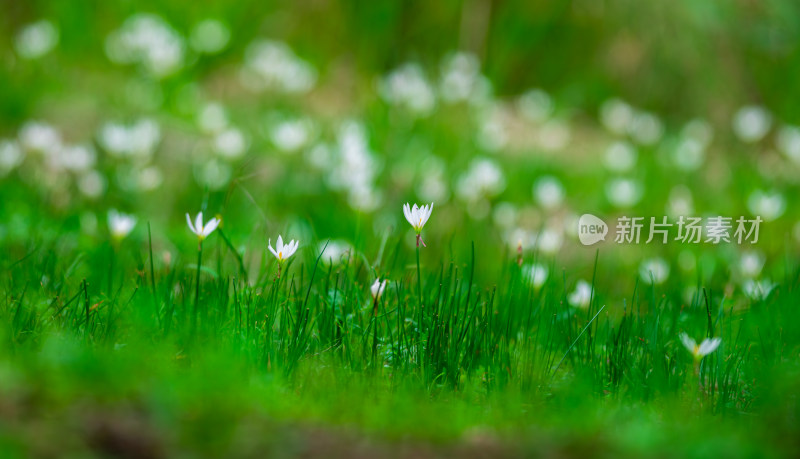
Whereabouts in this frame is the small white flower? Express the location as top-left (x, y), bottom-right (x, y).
top-left (568, 280), bottom-right (592, 308)
top-left (403, 202), bottom-right (434, 233)
top-left (525, 264), bottom-right (549, 289)
top-left (370, 278), bottom-right (388, 300)
top-left (739, 251), bottom-right (765, 279)
top-left (680, 333), bottom-right (721, 360)
top-left (268, 235), bottom-right (299, 263)
top-left (186, 211), bottom-right (220, 241)
top-left (108, 209), bottom-right (137, 240)
top-left (742, 279), bottom-right (775, 301)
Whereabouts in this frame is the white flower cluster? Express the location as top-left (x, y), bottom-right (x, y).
top-left (242, 40), bottom-right (317, 94)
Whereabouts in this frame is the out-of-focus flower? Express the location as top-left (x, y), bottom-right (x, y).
top-left (739, 251), bottom-right (765, 279)
top-left (186, 212), bottom-right (220, 241)
top-left (214, 128), bottom-right (247, 159)
top-left (732, 106), bottom-right (772, 143)
top-left (197, 103), bottom-right (229, 134)
top-left (628, 111), bottom-right (663, 146)
top-left (438, 52), bottom-right (491, 105)
top-left (537, 120), bottom-right (571, 151)
top-left (379, 63), bottom-right (436, 116)
top-left (681, 119), bottom-right (714, 149)
top-left (19, 121), bottom-right (61, 155)
top-left (639, 258), bottom-right (670, 284)
top-left (603, 141), bottom-right (637, 172)
top-left (524, 263), bottom-right (549, 289)
top-left (98, 119), bottom-right (161, 158)
top-left (534, 227), bottom-right (563, 255)
top-left (53, 144), bottom-right (96, 172)
top-left (15, 20), bottom-right (59, 59)
top-left (568, 280), bottom-right (592, 308)
top-left (666, 186), bottom-right (694, 217)
top-left (672, 138), bottom-right (706, 171)
top-left (456, 158), bottom-right (506, 203)
top-left (270, 118), bottom-right (315, 153)
top-left (105, 14), bottom-right (185, 77)
top-left (600, 98), bottom-right (634, 135)
top-left (78, 171), bottom-right (106, 199)
top-left (108, 210), bottom-right (137, 240)
top-left (747, 189), bottom-right (785, 222)
top-left (242, 40), bottom-right (316, 94)
top-left (533, 176), bottom-right (565, 210)
top-left (268, 235), bottom-right (299, 263)
top-left (189, 19), bottom-right (230, 54)
top-left (605, 178), bottom-right (643, 208)
top-left (370, 278), bottom-right (388, 300)
top-left (327, 121), bottom-right (381, 212)
top-left (742, 279), bottom-right (775, 301)
top-left (318, 240), bottom-right (352, 265)
top-left (0, 140), bottom-right (24, 175)
top-left (680, 333), bottom-right (721, 361)
top-left (517, 89), bottom-right (553, 123)
top-left (776, 125), bottom-right (800, 164)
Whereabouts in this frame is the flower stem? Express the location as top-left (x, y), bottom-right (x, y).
top-left (416, 243), bottom-right (423, 367)
top-left (193, 240), bottom-right (203, 335)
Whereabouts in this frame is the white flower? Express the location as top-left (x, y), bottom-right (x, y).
top-left (108, 209), bottom-right (137, 240)
top-left (732, 106), bottom-right (772, 143)
top-left (742, 279), bottom-right (775, 301)
top-left (186, 211), bottom-right (220, 241)
top-left (403, 202), bottom-right (434, 233)
top-left (370, 278), bottom-right (388, 300)
top-left (680, 333), bottom-right (721, 360)
top-left (533, 176), bottom-right (565, 210)
top-left (568, 280), bottom-right (592, 308)
top-left (268, 235), bottom-right (299, 263)
top-left (747, 189), bottom-right (785, 222)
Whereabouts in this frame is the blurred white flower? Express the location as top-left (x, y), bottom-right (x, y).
top-left (318, 240), bottom-right (352, 265)
top-left (214, 128), bottom-right (247, 159)
top-left (270, 119), bottom-right (314, 153)
top-left (537, 120), bottom-right (571, 151)
top-left (19, 121), bottom-right (61, 155)
top-left (196, 159), bottom-right (232, 190)
top-left (680, 333), bottom-right (721, 360)
top-left (379, 63), bottom-right (436, 116)
top-left (186, 212), bottom-right (220, 241)
top-left (739, 251), bottom-right (765, 279)
top-left (492, 202), bottom-right (517, 229)
top-left (746, 189), bottom-right (785, 222)
top-left (603, 141), bottom-right (637, 172)
top-left (639, 258), bottom-right (670, 284)
top-left (666, 186), bottom-right (694, 217)
top-left (732, 106), bottom-right (772, 143)
top-left (525, 263), bottom-right (549, 289)
top-left (370, 278), bottom-right (388, 300)
top-left (456, 158), bottom-right (506, 202)
top-left (268, 235), bottom-right (299, 263)
top-left (98, 119), bottom-right (161, 158)
top-left (477, 106), bottom-right (509, 152)
top-left (672, 138), bottom-right (706, 171)
top-left (438, 52), bottom-right (491, 105)
top-left (681, 118), bottom-right (714, 149)
top-left (533, 176), bottom-right (565, 210)
top-left (189, 19), bottom-right (230, 54)
top-left (197, 103), bottom-right (229, 134)
top-left (77, 171), bottom-right (106, 199)
top-left (534, 228), bottom-right (563, 255)
top-left (776, 125), bottom-right (800, 164)
top-left (742, 278), bottom-right (775, 301)
top-left (54, 144), bottom-right (96, 172)
top-left (15, 20), bottom-right (59, 59)
top-left (568, 280), bottom-right (592, 308)
top-left (605, 178), bottom-right (643, 208)
top-left (327, 121), bottom-right (381, 212)
top-left (108, 209), bottom-right (137, 240)
top-left (600, 98), bottom-right (634, 135)
top-left (628, 111), bottom-right (663, 146)
top-left (0, 140), bottom-right (24, 174)
top-left (106, 14), bottom-right (185, 77)
top-left (416, 158), bottom-right (450, 204)
top-left (243, 40), bottom-right (316, 94)
top-left (517, 89), bottom-right (553, 123)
